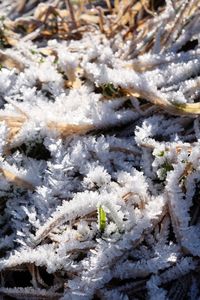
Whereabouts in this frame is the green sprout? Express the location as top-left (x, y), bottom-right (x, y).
top-left (98, 205), bottom-right (107, 232)
top-left (101, 83), bottom-right (120, 98)
top-left (158, 162), bottom-right (174, 180)
top-left (30, 49), bottom-right (37, 55)
top-left (39, 57), bottom-right (45, 64)
top-left (157, 150), bottom-right (165, 157)
top-left (162, 162), bottom-right (174, 172)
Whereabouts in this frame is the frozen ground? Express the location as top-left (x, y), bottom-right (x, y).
top-left (0, 0), bottom-right (200, 299)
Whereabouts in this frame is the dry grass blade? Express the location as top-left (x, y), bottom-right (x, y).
top-left (125, 89), bottom-right (200, 116)
top-left (109, 0), bottom-right (142, 37)
top-left (162, 0), bottom-right (198, 50)
top-left (64, 0), bottom-right (77, 29)
top-left (140, 0), bottom-right (156, 16)
top-left (168, 196), bottom-right (190, 255)
top-left (0, 116), bottom-right (94, 147)
top-left (0, 287), bottom-right (62, 299)
top-left (0, 51), bottom-right (25, 71)
top-left (15, 0), bottom-right (26, 14)
top-left (48, 122), bottom-right (94, 137)
top-left (0, 167), bottom-right (34, 190)
top-left (0, 115), bottom-right (26, 147)
top-left (105, 0), bottom-right (112, 11)
top-left (110, 146), bottom-right (140, 155)
top-left (173, 102), bottom-right (200, 115)
top-left (97, 7), bottom-right (105, 34)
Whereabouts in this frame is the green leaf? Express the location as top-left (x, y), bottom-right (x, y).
top-left (102, 83), bottom-right (120, 97)
top-left (162, 162), bottom-right (174, 172)
top-left (157, 150), bottom-right (165, 157)
top-left (30, 49), bottom-right (37, 55)
top-left (98, 205), bottom-right (107, 232)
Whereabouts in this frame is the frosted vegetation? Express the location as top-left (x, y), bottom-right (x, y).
top-left (0, 0), bottom-right (200, 299)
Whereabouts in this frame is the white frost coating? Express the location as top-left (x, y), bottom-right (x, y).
top-left (84, 62), bottom-right (156, 93)
top-left (0, 0), bottom-right (200, 299)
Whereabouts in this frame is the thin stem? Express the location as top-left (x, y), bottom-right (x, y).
top-left (64, 0), bottom-right (77, 29)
